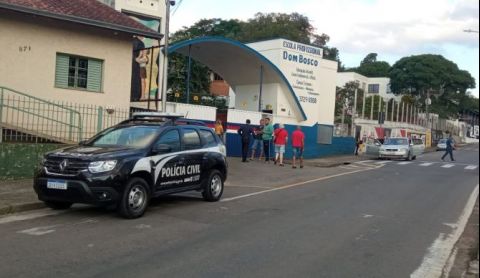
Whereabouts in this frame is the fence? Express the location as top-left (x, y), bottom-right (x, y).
top-left (0, 87), bottom-right (82, 144)
top-left (336, 93), bottom-right (462, 137)
top-left (0, 87), bottom-right (133, 143)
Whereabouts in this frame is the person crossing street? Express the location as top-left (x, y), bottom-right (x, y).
top-left (441, 134), bottom-right (456, 162)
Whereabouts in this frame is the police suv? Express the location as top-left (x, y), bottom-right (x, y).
top-left (34, 113), bottom-right (228, 219)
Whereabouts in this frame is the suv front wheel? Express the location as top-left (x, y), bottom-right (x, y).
top-left (202, 170), bottom-right (224, 202)
top-left (118, 178), bottom-right (150, 219)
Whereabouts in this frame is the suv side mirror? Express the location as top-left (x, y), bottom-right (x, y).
top-left (152, 144), bottom-right (172, 154)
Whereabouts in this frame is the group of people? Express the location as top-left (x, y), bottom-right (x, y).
top-left (235, 118), bottom-right (305, 169)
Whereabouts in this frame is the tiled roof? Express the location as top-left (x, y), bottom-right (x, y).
top-left (0, 0), bottom-right (163, 39)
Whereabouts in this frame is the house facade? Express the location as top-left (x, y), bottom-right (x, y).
top-left (0, 0), bottom-right (162, 110)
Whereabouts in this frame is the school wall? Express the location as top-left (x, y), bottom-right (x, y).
top-left (226, 123), bottom-right (355, 159)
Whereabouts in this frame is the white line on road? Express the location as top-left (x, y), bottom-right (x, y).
top-left (18, 225), bottom-right (58, 236)
top-left (411, 184), bottom-right (479, 278)
top-left (0, 209), bottom-right (66, 225)
top-left (221, 165), bottom-right (382, 202)
top-left (465, 165), bottom-right (478, 170)
top-left (398, 162), bottom-right (413, 165)
top-left (442, 164), bottom-right (456, 169)
top-left (376, 161), bottom-right (393, 164)
top-left (420, 163), bottom-right (435, 167)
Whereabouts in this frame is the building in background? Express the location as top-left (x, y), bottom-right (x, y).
top-left (337, 72), bottom-right (401, 101)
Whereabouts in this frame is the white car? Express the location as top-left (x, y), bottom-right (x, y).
top-left (379, 138), bottom-right (425, 161)
top-left (436, 139), bottom-right (447, 151)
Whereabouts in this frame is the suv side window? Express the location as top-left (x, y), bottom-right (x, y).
top-left (155, 129), bottom-right (181, 153)
top-left (182, 128), bottom-right (202, 150)
top-left (199, 129), bottom-right (217, 148)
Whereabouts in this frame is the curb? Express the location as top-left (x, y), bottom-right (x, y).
top-left (0, 202), bottom-right (45, 216)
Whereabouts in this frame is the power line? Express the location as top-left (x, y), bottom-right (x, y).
top-left (172, 0), bottom-right (184, 16)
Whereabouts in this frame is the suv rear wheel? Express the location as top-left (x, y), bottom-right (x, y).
top-left (202, 170), bottom-right (224, 202)
top-left (118, 178), bottom-right (150, 219)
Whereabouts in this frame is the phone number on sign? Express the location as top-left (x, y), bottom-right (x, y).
top-left (299, 96), bottom-right (317, 104)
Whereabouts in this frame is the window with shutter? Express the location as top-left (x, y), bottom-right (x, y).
top-left (55, 53), bottom-right (103, 93)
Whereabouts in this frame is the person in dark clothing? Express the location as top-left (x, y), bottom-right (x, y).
top-left (237, 119), bottom-right (254, 162)
top-left (441, 135), bottom-right (455, 161)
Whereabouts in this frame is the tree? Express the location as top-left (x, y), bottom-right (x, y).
top-left (238, 12), bottom-right (313, 43)
top-left (349, 53), bottom-right (391, 77)
top-left (389, 54), bottom-right (476, 118)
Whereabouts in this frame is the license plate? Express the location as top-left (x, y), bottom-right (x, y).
top-left (47, 180), bottom-right (68, 190)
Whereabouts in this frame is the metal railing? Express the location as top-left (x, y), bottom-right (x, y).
top-left (0, 87), bottom-right (133, 143)
top-left (0, 87), bottom-right (82, 144)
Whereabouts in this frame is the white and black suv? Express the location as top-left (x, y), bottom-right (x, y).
top-left (34, 113), bottom-right (228, 219)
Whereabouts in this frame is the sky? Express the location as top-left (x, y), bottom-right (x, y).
top-left (170, 0), bottom-right (480, 97)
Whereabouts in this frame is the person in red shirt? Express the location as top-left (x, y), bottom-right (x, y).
top-left (291, 126), bottom-right (305, 169)
top-left (273, 123), bottom-right (289, 166)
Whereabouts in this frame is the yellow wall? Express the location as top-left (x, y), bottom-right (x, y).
top-left (0, 12), bottom-right (133, 109)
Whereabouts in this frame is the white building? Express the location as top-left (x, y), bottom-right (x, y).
top-left (337, 72), bottom-right (401, 101)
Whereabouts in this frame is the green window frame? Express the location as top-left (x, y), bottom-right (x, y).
top-left (55, 53), bottom-right (103, 93)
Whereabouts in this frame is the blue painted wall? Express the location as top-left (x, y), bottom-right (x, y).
top-left (226, 123), bottom-right (355, 159)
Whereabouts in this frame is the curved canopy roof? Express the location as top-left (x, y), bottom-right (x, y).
top-left (168, 37), bottom-right (307, 121)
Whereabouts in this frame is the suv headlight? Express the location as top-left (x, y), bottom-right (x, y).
top-left (88, 160), bottom-right (117, 173)
top-left (400, 148), bottom-right (409, 153)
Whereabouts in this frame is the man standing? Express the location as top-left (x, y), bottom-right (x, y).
top-left (441, 134), bottom-right (455, 162)
top-left (273, 123), bottom-right (288, 166)
top-left (251, 119), bottom-right (265, 161)
top-left (292, 126), bottom-right (305, 169)
top-left (262, 118), bottom-right (274, 162)
top-left (237, 119), bottom-right (254, 162)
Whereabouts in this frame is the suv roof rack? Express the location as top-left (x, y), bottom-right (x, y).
top-left (131, 112), bottom-right (185, 120)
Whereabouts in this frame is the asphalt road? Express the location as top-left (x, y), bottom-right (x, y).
top-left (0, 145), bottom-right (478, 278)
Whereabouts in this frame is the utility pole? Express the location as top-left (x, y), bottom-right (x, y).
top-left (425, 89), bottom-right (431, 129)
top-left (352, 88), bottom-right (358, 137)
top-left (161, 0), bottom-right (173, 112)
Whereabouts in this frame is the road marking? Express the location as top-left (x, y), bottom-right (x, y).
top-left (376, 161), bottom-right (393, 164)
top-left (411, 184), bottom-right (479, 278)
top-left (442, 164), bottom-right (455, 169)
top-left (18, 225), bottom-right (58, 236)
top-left (225, 184), bottom-right (273, 189)
top-left (221, 165), bottom-right (382, 202)
top-left (465, 165), bottom-right (478, 170)
top-left (0, 209), bottom-right (66, 225)
top-left (398, 162), bottom-right (413, 165)
top-left (420, 163), bottom-right (435, 167)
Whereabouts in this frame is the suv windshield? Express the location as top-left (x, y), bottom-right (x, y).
top-left (89, 126), bottom-right (161, 148)
top-left (438, 139), bottom-right (447, 143)
top-left (384, 138), bottom-right (408, 145)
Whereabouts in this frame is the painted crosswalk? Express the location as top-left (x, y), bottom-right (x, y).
top-left (354, 160), bottom-right (479, 171)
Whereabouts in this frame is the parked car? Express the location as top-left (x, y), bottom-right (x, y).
top-left (379, 137), bottom-right (425, 161)
top-left (34, 113), bottom-right (228, 219)
top-left (436, 138), bottom-right (448, 151)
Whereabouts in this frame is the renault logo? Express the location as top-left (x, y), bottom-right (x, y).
top-left (59, 159), bottom-right (68, 172)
